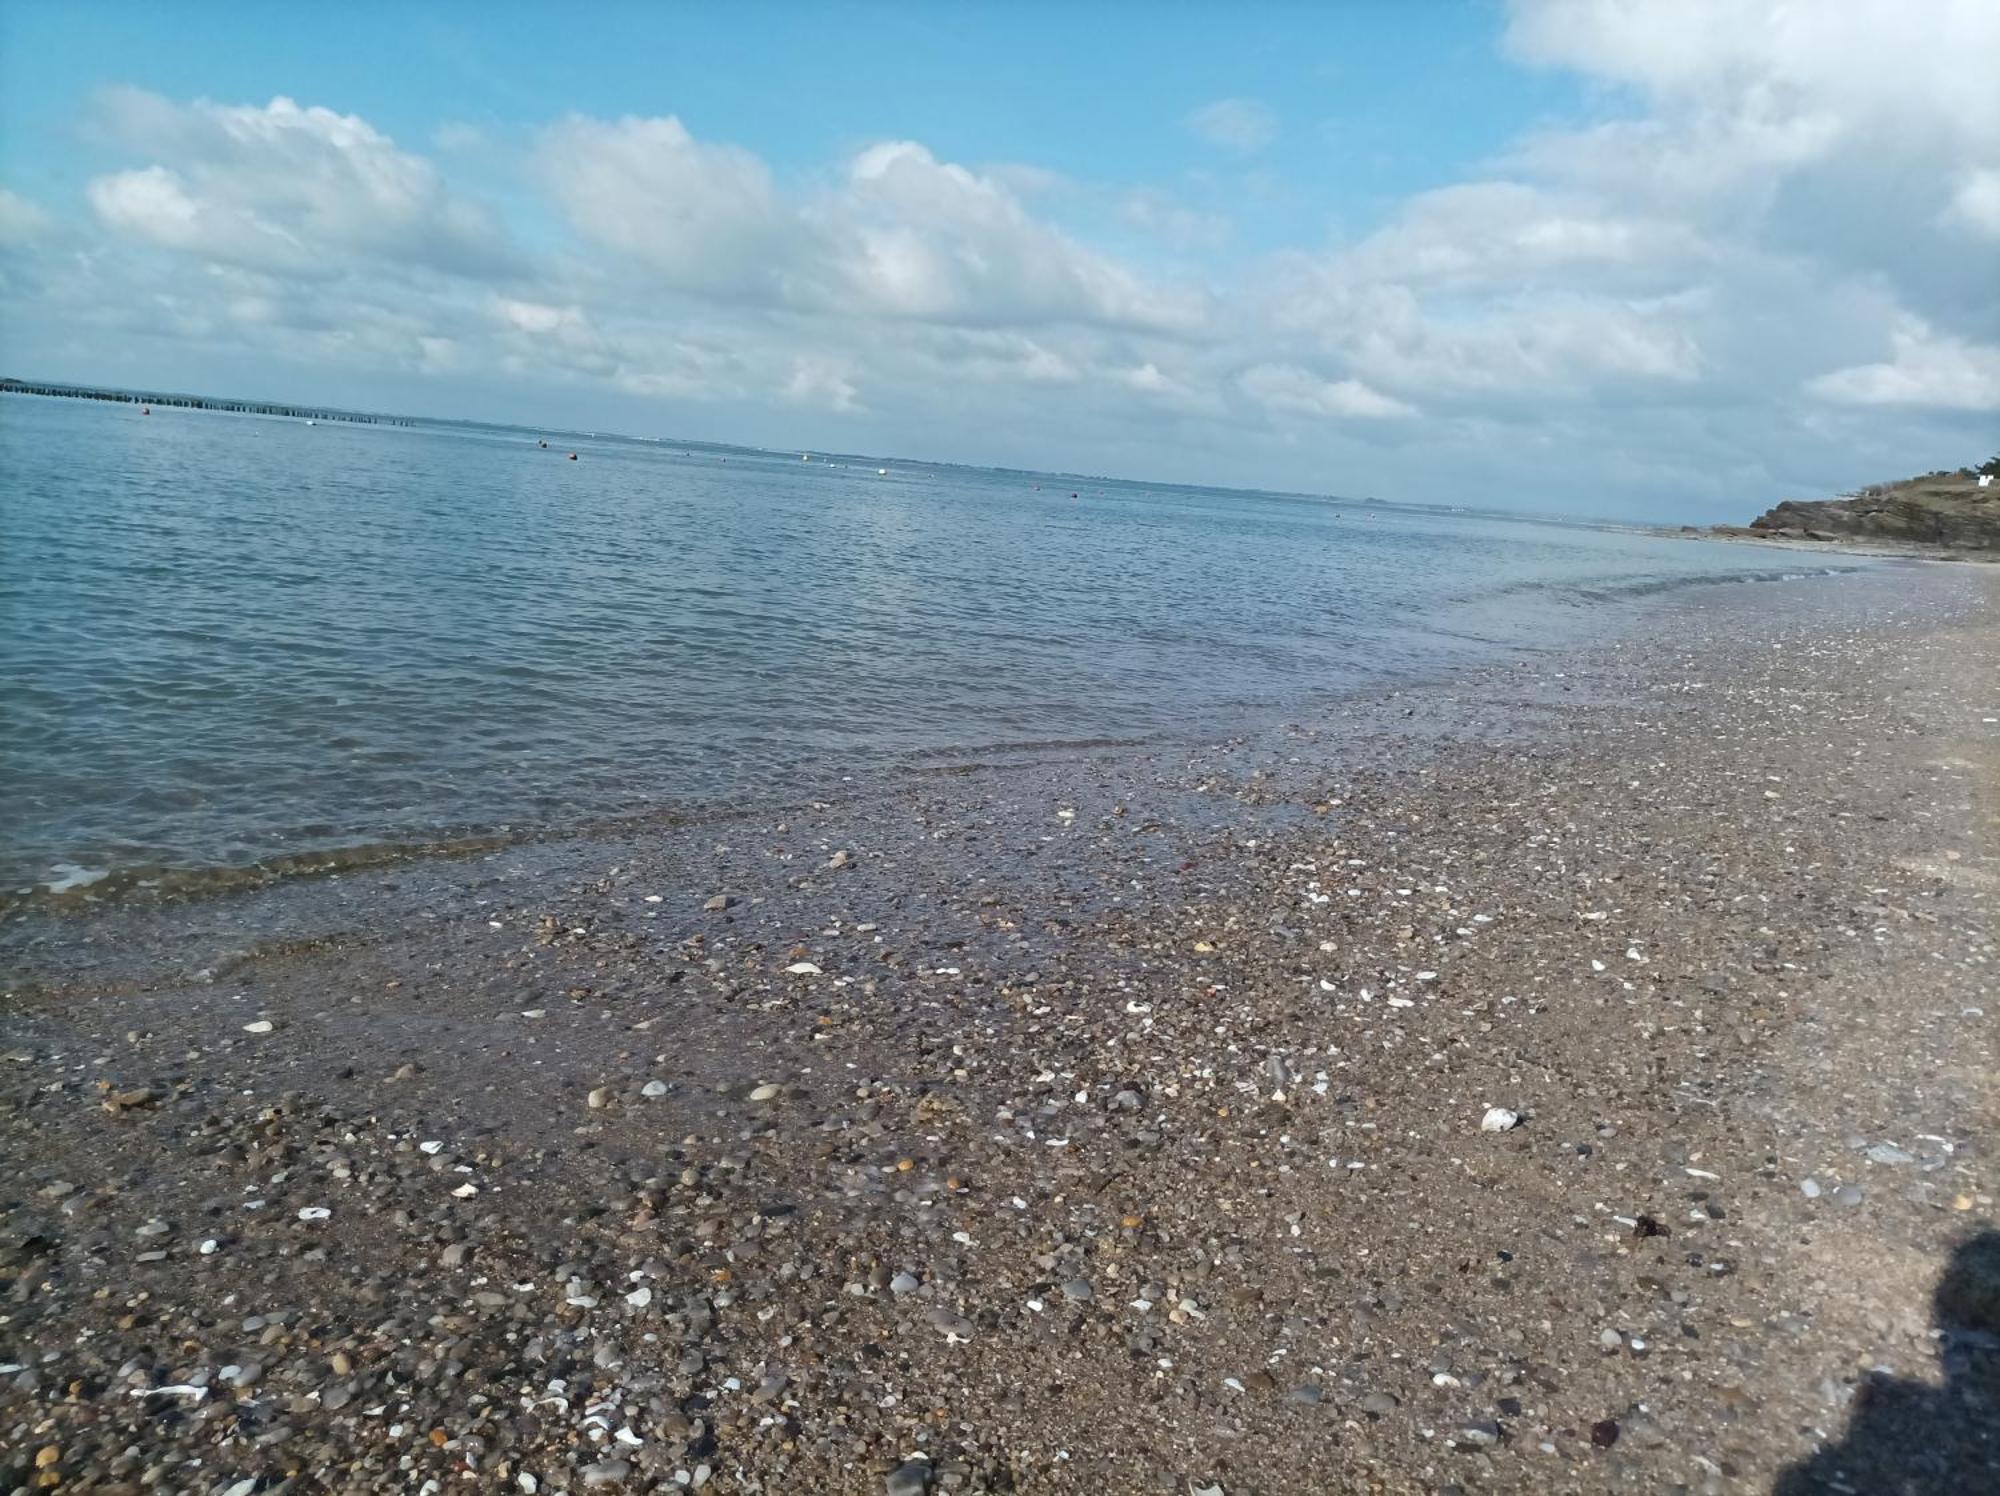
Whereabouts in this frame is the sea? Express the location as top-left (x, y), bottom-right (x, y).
top-left (0, 392), bottom-right (1863, 900)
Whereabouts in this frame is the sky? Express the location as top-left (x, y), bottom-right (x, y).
top-left (1, 0), bottom-right (1995, 521)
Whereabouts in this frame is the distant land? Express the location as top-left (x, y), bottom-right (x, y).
top-left (1701, 457), bottom-right (2000, 558)
top-left (3, 374), bottom-right (1614, 532)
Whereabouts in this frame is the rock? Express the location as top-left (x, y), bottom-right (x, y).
top-left (748, 1083), bottom-right (782, 1102)
top-left (1865, 1143), bottom-right (1915, 1165)
top-left (242, 1020), bottom-right (274, 1034)
top-left (1286, 1383), bottom-right (1323, 1404)
top-left (1456, 1420), bottom-right (1501, 1448)
top-left (1590, 1419), bottom-right (1620, 1448)
top-left (885, 1459), bottom-right (932, 1496)
top-left (784, 962), bottom-right (822, 975)
top-left (641, 1080), bottom-right (668, 1098)
top-left (1800, 1178), bottom-right (1822, 1199)
top-left (703, 894), bottom-right (733, 912)
top-left (105, 1087), bottom-right (156, 1111)
top-left (825, 850), bottom-right (853, 870)
top-left (1061, 1277), bottom-right (1094, 1302)
top-left (890, 1271), bottom-right (921, 1295)
top-left (928, 1306), bottom-right (975, 1340)
top-left (587, 1086), bottom-right (613, 1110)
top-left (1835, 1184), bottom-right (1865, 1207)
top-left (1480, 1107), bottom-right (1521, 1133)
top-left (581, 1460), bottom-right (631, 1487)
top-left (1358, 1391), bottom-right (1399, 1416)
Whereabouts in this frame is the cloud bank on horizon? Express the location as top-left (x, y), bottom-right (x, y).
top-left (1, 0), bottom-right (1995, 519)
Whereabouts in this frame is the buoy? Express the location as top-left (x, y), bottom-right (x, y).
top-left (568, 452), bottom-right (578, 461)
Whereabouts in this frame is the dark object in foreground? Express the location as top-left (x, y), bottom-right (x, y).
top-left (1773, 1230), bottom-right (2000, 1494)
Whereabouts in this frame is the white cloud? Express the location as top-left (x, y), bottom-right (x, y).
top-left (13, 6), bottom-right (1998, 523)
top-left (1187, 98), bottom-right (1279, 152)
top-left (0, 187), bottom-right (53, 245)
top-left (1239, 363), bottom-right (1415, 419)
top-left (1807, 319), bottom-right (2000, 412)
top-left (537, 114), bottom-right (792, 297)
top-left (782, 355), bottom-right (861, 412)
top-left (85, 89), bottom-right (511, 278)
top-left (1945, 169), bottom-right (2000, 240)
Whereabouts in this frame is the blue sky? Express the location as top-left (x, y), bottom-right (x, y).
top-left (2, 1), bottom-right (1995, 519)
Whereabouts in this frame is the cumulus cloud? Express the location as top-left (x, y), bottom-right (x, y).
top-left (10, 4), bottom-right (1997, 519)
top-left (536, 114), bottom-right (793, 297)
top-left (1239, 364), bottom-right (1415, 420)
top-left (1807, 320), bottom-right (2000, 412)
top-left (85, 88), bottom-right (513, 278)
top-left (0, 187), bottom-right (53, 246)
top-left (1187, 98), bottom-right (1279, 152)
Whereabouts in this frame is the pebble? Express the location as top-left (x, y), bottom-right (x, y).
top-left (587, 1086), bottom-right (613, 1110)
top-left (885, 1459), bottom-right (932, 1496)
top-left (242, 1020), bottom-right (274, 1034)
top-left (642, 1080), bottom-right (669, 1098)
top-left (1800, 1178), bottom-right (1822, 1198)
top-left (890, 1271), bottom-right (921, 1295)
top-left (702, 894), bottom-right (733, 912)
top-left (748, 1083), bottom-right (782, 1102)
top-left (1480, 1107), bottom-right (1521, 1133)
top-left (1835, 1184), bottom-right (1865, 1206)
top-left (1061, 1277), bottom-right (1094, 1302)
top-left (1457, 1420), bottom-right (1501, 1448)
top-left (1358, 1391), bottom-right (1399, 1415)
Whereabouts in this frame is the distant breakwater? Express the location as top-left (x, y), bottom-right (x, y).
top-left (0, 377), bottom-right (412, 427)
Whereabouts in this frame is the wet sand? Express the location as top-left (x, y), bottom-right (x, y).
top-left (4, 562), bottom-right (1996, 1495)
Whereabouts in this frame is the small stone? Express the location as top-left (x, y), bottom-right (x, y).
top-left (1061, 1277), bottom-right (1094, 1302)
top-left (1598, 1328), bottom-right (1623, 1350)
top-left (1800, 1178), bottom-right (1822, 1199)
top-left (587, 1086), bottom-right (613, 1110)
top-left (36, 1446), bottom-right (59, 1469)
top-left (641, 1080), bottom-right (668, 1098)
top-left (1865, 1143), bottom-right (1915, 1166)
top-left (751, 1371), bottom-right (788, 1404)
top-left (890, 1271), bottom-right (921, 1295)
top-left (748, 1083), bottom-right (781, 1102)
top-left (1480, 1107), bottom-right (1521, 1133)
top-left (242, 1020), bottom-right (274, 1034)
top-left (1835, 1184), bottom-right (1865, 1207)
top-left (1457, 1420), bottom-right (1501, 1449)
top-left (784, 962), bottom-right (822, 975)
top-left (1590, 1419), bottom-right (1620, 1448)
top-left (825, 850), bottom-right (853, 870)
top-left (106, 1087), bottom-right (156, 1111)
top-left (928, 1306), bottom-right (975, 1340)
top-left (582, 1460), bottom-right (631, 1487)
top-left (1358, 1390), bottom-right (1399, 1416)
top-left (703, 895), bottom-right (733, 912)
top-left (440, 1242), bottom-right (472, 1267)
top-left (885, 1459), bottom-right (932, 1496)
top-left (1286, 1383), bottom-right (1323, 1405)
top-left (626, 1286), bottom-right (652, 1309)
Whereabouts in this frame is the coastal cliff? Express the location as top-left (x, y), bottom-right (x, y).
top-left (1741, 463), bottom-right (2000, 552)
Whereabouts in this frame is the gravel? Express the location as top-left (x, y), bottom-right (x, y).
top-left (2, 564), bottom-right (1994, 1493)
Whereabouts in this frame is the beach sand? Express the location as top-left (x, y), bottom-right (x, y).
top-left (3, 562), bottom-right (1995, 1494)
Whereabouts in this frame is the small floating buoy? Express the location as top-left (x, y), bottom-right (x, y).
top-left (568, 452), bottom-right (578, 460)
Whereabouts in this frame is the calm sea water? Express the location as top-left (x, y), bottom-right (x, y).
top-left (1, 394), bottom-right (1850, 895)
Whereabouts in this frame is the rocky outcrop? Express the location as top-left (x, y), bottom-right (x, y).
top-left (1749, 472), bottom-right (2000, 551)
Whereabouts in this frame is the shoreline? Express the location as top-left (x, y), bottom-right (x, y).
top-left (3, 565), bottom-right (1996, 1493)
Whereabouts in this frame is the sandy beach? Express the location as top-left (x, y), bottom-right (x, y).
top-left (4, 561), bottom-right (1995, 1495)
